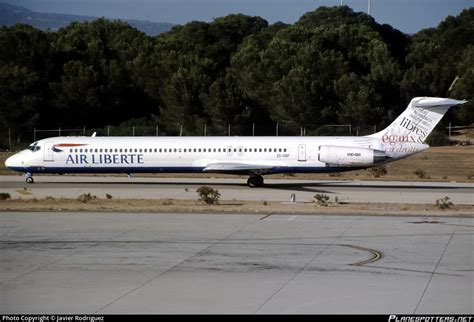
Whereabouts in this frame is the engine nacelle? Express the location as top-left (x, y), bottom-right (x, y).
top-left (318, 145), bottom-right (387, 167)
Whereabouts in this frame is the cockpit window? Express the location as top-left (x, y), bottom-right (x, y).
top-left (27, 142), bottom-right (41, 152)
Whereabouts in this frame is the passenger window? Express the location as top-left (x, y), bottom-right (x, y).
top-left (79, 149), bottom-right (83, 153)
top-left (99, 149), bottom-right (103, 153)
top-left (69, 149), bottom-right (72, 153)
top-left (284, 148), bottom-right (287, 152)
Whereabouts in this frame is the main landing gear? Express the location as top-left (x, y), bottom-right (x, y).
top-left (247, 174), bottom-right (264, 187)
top-left (26, 173), bottom-right (34, 184)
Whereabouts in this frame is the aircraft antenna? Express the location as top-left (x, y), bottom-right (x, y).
top-left (447, 76), bottom-right (460, 97)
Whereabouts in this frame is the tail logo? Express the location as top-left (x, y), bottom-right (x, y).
top-left (399, 117), bottom-right (428, 142)
top-left (382, 134), bottom-right (417, 145)
top-left (52, 143), bottom-right (88, 152)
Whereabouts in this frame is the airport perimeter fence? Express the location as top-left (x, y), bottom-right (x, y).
top-left (0, 122), bottom-right (464, 152)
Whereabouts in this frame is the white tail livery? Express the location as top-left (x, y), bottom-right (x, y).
top-left (5, 97), bottom-right (467, 187)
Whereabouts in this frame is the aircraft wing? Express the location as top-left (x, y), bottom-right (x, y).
top-left (203, 162), bottom-right (276, 174)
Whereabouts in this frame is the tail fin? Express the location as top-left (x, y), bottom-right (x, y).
top-left (369, 97), bottom-right (467, 143)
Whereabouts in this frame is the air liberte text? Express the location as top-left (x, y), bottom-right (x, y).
top-left (66, 154), bottom-right (144, 164)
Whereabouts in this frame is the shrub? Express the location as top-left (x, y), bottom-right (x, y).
top-left (371, 166), bottom-right (387, 178)
top-left (78, 193), bottom-right (97, 203)
top-left (414, 168), bottom-right (427, 179)
top-left (0, 192), bottom-right (11, 200)
top-left (313, 194), bottom-right (330, 207)
top-left (435, 196), bottom-right (453, 209)
top-left (105, 193), bottom-right (113, 200)
top-left (197, 186), bottom-right (221, 205)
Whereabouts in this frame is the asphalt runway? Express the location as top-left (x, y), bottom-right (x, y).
top-left (1, 175), bottom-right (474, 204)
top-left (1, 212), bottom-right (473, 314)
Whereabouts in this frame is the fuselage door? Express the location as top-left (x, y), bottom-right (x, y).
top-left (44, 142), bottom-right (54, 162)
top-left (298, 144), bottom-right (306, 162)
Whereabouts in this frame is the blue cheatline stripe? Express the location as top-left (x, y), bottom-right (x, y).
top-left (7, 165), bottom-right (363, 175)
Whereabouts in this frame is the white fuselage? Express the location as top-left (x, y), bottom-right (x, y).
top-left (6, 135), bottom-right (400, 175)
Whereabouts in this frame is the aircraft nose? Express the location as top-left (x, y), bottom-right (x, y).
top-left (5, 154), bottom-right (22, 169)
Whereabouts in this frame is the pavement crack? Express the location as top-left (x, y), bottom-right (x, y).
top-left (94, 216), bottom-right (261, 314)
top-left (413, 231), bottom-right (456, 313)
top-left (253, 217), bottom-right (357, 314)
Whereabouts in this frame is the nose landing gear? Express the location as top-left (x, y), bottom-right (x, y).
top-left (247, 174), bottom-right (264, 187)
top-left (26, 173), bottom-right (34, 184)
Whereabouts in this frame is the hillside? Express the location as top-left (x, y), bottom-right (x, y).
top-left (0, 2), bottom-right (175, 35)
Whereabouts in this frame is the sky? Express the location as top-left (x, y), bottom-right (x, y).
top-left (4, 0), bottom-right (473, 34)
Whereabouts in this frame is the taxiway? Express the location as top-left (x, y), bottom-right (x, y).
top-left (1, 212), bottom-right (473, 314)
top-left (1, 175), bottom-right (473, 204)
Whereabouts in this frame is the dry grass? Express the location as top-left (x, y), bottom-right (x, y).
top-left (1, 197), bottom-right (473, 216)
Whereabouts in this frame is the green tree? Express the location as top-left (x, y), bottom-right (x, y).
top-left (154, 15), bottom-right (268, 135)
top-left (0, 65), bottom-right (40, 144)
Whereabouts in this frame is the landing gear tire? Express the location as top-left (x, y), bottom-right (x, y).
top-left (247, 175), bottom-right (264, 188)
top-left (26, 176), bottom-right (34, 184)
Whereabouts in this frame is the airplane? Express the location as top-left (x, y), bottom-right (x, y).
top-left (4, 97), bottom-right (467, 187)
